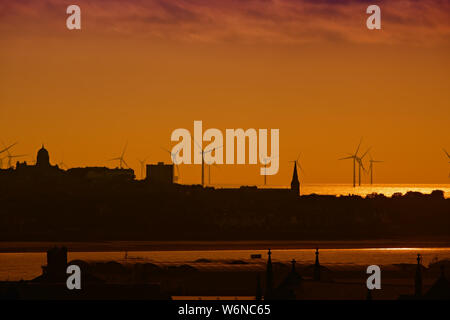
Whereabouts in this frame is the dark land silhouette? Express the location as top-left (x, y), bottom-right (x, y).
top-left (0, 146), bottom-right (449, 241)
top-left (1, 247), bottom-right (450, 300)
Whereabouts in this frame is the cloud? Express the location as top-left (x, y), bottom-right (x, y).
top-left (0, 0), bottom-right (449, 45)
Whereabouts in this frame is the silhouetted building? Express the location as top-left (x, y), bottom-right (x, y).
top-left (146, 162), bottom-right (174, 184)
top-left (399, 256), bottom-right (450, 300)
top-left (14, 145), bottom-right (62, 175)
top-left (290, 162), bottom-right (300, 195)
top-left (36, 145), bottom-right (51, 168)
top-left (33, 246), bottom-right (68, 283)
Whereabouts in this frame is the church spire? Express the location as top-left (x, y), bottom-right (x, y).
top-left (290, 161), bottom-right (300, 195)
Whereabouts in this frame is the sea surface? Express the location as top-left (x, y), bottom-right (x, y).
top-left (228, 183), bottom-right (450, 198)
top-left (1, 247), bottom-right (450, 281)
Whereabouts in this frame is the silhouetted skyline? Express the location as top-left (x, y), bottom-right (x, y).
top-left (1, 1), bottom-right (449, 185)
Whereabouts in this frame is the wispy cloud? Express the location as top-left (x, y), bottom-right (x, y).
top-left (1, 0), bottom-right (449, 45)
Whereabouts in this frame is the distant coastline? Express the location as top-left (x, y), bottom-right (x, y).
top-left (2, 239), bottom-right (450, 253)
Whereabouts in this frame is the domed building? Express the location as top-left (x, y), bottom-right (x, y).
top-left (36, 145), bottom-right (51, 168)
top-left (14, 144), bottom-right (61, 175)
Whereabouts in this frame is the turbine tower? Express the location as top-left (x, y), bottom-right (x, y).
top-left (138, 157), bottom-right (147, 180)
top-left (261, 154), bottom-right (279, 186)
top-left (108, 142), bottom-right (128, 169)
top-left (356, 147), bottom-right (371, 186)
top-left (339, 139), bottom-right (363, 188)
top-left (161, 147), bottom-right (181, 182)
top-left (262, 157), bottom-right (270, 186)
top-left (368, 154), bottom-right (383, 185)
top-left (191, 138), bottom-right (222, 187)
top-left (208, 161), bottom-right (220, 186)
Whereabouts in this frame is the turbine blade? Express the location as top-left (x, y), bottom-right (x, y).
top-left (339, 156), bottom-right (354, 160)
top-left (160, 146), bottom-right (171, 154)
top-left (0, 142), bottom-right (17, 154)
top-left (360, 147), bottom-right (371, 159)
top-left (298, 163), bottom-right (304, 173)
top-left (444, 149), bottom-right (450, 159)
top-left (354, 138), bottom-right (362, 156)
top-left (121, 142), bottom-right (128, 158)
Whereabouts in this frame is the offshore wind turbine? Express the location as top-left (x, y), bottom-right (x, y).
top-left (444, 149), bottom-right (450, 177)
top-left (206, 147), bottom-right (222, 186)
top-left (2, 141), bottom-right (26, 168)
top-left (356, 147), bottom-right (371, 186)
top-left (262, 157), bottom-right (270, 186)
top-left (208, 161), bottom-right (220, 186)
top-left (161, 147), bottom-right (181, 182)
top-left (261, 154), bottom-right (279, 186)
top-left (107, 142), bottom-right (128, 169)
top-left (368, 154), bottom-right (383, 185)
top-left (339, 139), bottom-right (363, 188)
top-left (138, 157), bottom-right (147, 180)
top-left (191, 138), bottom-right (222, 187)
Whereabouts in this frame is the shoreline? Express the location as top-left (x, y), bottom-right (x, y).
top-left (1, 239), bottom-right (450, 253)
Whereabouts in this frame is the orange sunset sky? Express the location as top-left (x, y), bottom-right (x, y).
top-left (0, 0), bottom-right (449, 186)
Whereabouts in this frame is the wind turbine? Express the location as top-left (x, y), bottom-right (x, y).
top-left (339, 139), bottom-right (363, 188)
top-left (208, 161), bottom-right (221, 186)
top-left (368, 154), bottom-right (383, 185)
top-left (138, 157), bottom-right (147, 180)
top-left (107, 142), bottom-right (128, 169)
top-left (2, 141), bottom-right (26, 168)
top-left (444, 149), bottom-right (450, 177)
top-left (262, 157), bottom-right (270, 186)
top-left (356, 147), bottom-right (371, 186)
top-left (191, 138), bottom-right (222, 187)
top-left (161, 147), bottom-right (181, 183)
top-left (261, 154), bottom-right (279, 186)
